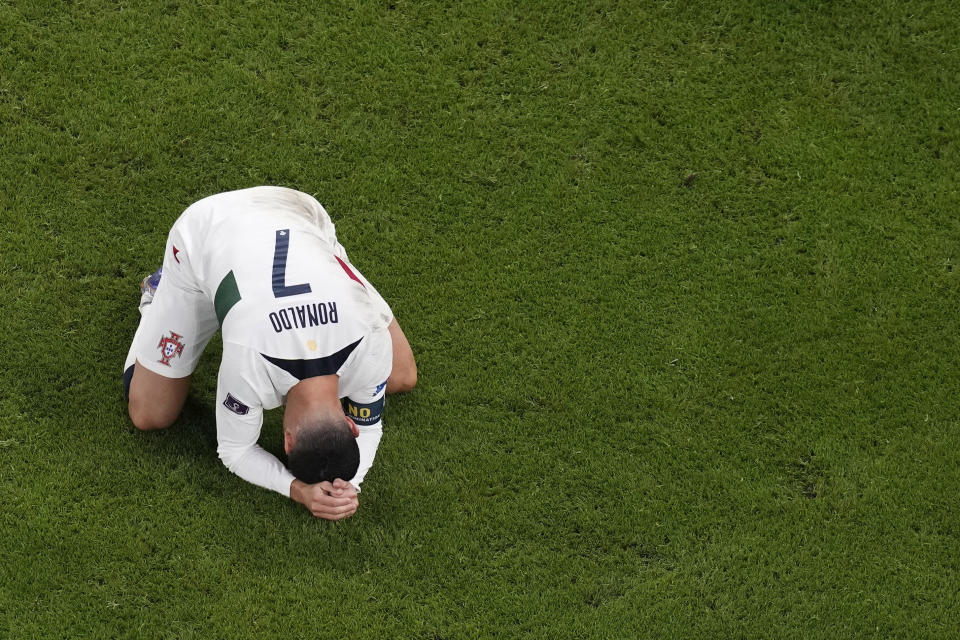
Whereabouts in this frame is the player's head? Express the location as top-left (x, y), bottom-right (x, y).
top-left (286, 414), bottom-right (360, 484)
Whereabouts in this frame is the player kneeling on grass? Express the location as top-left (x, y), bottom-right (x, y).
top-left (122, 187), bottom-right (416, 520)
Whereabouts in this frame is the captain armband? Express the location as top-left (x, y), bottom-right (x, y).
top-left (342, 395), bottom-right (385, 426)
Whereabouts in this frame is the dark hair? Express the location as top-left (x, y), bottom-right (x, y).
top-left (287, 417), bottom-right (360, 484)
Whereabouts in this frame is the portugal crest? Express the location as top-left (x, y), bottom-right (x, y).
top-left (157, 331), bottom-right (185, 366)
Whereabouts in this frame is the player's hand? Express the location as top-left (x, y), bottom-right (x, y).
top-left (290, 479), bottom-right (359, 520)
top-left (331, 478), bottom-right (357, 496)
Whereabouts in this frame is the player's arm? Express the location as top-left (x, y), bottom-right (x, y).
top-left (214, 346), bottom-right (299, 496)
top-left (214, 382), bottom-right (295, 496)
top-left (386, 318), bottom-right (417, 394)
top-left (341, 383), bottom-right (387, 488)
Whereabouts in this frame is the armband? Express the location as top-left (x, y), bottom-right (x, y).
top-left (342, 395), bottom-right (385, 426)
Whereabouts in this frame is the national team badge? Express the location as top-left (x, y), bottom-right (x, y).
top-left (157, 331), bottom-right (185, 366)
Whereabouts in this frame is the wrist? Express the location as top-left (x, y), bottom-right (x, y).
top-left (290, 478), bottom-right (307, 504)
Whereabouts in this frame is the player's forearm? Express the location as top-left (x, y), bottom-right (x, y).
top-left (351, 424), bottom-right (383, 489)
top-left (218, 444), bottom-right (296, 496)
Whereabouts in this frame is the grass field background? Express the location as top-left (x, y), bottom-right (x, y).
top-left (2, 0), bottom-right (959, 637)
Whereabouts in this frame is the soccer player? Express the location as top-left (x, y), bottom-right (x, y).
top-left (122, 186), bottom-right (416, 520)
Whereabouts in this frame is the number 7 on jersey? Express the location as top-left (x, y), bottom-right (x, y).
top-left (272, 229), bottom-right (312, 298)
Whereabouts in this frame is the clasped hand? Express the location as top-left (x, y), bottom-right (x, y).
top-left (291, 478), bottom-right (358, 520)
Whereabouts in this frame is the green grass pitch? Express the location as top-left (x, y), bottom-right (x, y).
top-left (2, 0), bottom-right (959, 637)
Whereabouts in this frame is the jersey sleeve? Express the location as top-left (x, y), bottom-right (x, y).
top-left (341, 381), bottom-right (388, 490)
top-left (215, 346), bottom-right (295, 497)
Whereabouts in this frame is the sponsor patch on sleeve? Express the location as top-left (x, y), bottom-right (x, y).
top-left (342, 395), bottom-right (385, 426)
top-left (223, 393), bottom-right (250, 416)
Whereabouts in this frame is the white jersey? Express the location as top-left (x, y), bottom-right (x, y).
top-left (133, 187), bottom-right (393, 495)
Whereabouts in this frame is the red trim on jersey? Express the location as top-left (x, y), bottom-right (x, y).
top-left (335, 255), bottom-right (365, 288)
